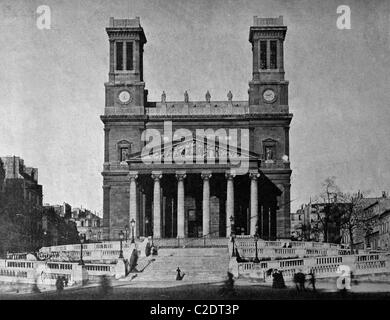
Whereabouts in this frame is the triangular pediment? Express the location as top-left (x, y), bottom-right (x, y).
top-left (126, 136), bottom-right (261, 164)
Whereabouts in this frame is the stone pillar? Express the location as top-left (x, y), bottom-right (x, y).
top-left (152, 171), bottom-right (162, 238)
top-left (225, 171), bottom-right (235, 237)
top-left (129, 171), bottom-right (138, 238)
top-left (201, 171), bottom-right (212, 238)
top-left (176, 171), bottom-right (186, 238)
top-left (102, 185), bottom-right (111, 241)
top-left (249, 171), bottom-right (260, 236)
top-left (104, 128), bottom-right (110, 163)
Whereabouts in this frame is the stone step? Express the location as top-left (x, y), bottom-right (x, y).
top-left (158, 248), bottom-right (229, 257)
top-left (135, 247), bottom-right (230, 283)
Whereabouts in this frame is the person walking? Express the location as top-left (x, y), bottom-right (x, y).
top-left (308, 270), bottom-right (316, 291)
top-left (55, 276), bottom-right (64, 293)
top-left (294, 270), bottom-right (305, 292)
top-left (176, 267), bottom-right (185, 280)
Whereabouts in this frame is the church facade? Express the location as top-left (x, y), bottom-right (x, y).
top-left (101, 16), bottom-right (292, 241)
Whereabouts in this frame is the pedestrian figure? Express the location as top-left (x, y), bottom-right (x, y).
top-left (176, 267), bottom-right (185, 280)
top-left (272, 269), bottom-right (286, 289)
top-left (220, 272), bottom-right (236, 297)
top-left (99, 275), bottom-right (112, 297)
top-left (32, 279), bottom-right (40, 294)
top-left (55, 276), bottom-right (64, 293)
top-left (308, 270), bottom-right (316, 291)
top-left (62, 276), bottom-right (68, 287)
top-left (129, 248), bottom-right (139, 273)
top-left (293, 270), bottom-right (306, 292)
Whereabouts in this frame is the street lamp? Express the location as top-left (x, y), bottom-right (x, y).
top-left (118, 231), bottom-right (124, 259)
top-left (229, 215), bottom-right (235, 236)
top-left (79, 233), bottom-right (85, 265)
top-left (145, 217), bottom-right (149, 237)
top-left (254, 226), bottom-right (260, 263)
top-left (130, 219), bottom-right (135, 244)
top-left (125, 225), bottom-right (129, 242)
top-left (230, 216), bottom-right (236, 257)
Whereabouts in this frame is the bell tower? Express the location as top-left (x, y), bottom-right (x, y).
top-left (105, 17), bottom-right (147, 114)
top-left (248, 16), bottom-right (288, 111)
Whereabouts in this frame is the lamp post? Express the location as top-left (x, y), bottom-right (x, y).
top-left (125, 225), bottom-right (129, 242)
top-left (230, 216), bottom-right (236, 257)
top-left (43, 231), bottom-right (47, 247)
top-left (79, 233), bottom-right (85, 265)
top-left (145, 217), bottom-right (149, 237)
top-left (130, 219), bottom-right (135, 244)
top-left (254, 226), bottom-right (260, 263)
top-left (118, 231), bottom-right (124, 259)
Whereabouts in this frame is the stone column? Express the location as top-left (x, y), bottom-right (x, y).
top-left (176, 171), bottom-right (186, 238)
top-left (152, 171), bottom-right (162, 238)
top-left (201, 171), bottom-right (212, 238)
top-left (129, 171), bottom-right (138, 238)
top-left (225, 171), bottom-right (235, 237)
top-left (250, 171), bottom-right (260, 236)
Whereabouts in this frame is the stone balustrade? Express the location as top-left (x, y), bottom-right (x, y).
top-left (0, 259), bottom-right (117, 286)
top-left (232, 253), bottom-right (389, 281)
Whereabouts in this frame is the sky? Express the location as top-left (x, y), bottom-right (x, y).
top-left (0, 0), bottom-right (389, 216)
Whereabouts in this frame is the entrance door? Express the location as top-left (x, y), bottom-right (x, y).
top-left (187, 209), bottom-right (199, 237)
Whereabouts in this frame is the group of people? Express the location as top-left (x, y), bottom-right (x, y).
top-left (55, 275), bottom-right (68, 292)
top-left (266, 268), bottom-right (316, 292)
top-left (293, 270), bottom-right (316, 292)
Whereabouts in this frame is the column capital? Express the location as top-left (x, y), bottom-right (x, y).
top-left (129, 171), bottom-right (138, 181)
top-left (151, 171), bottom-right (163, 181)
top-left (175, 171), bottom-right (187, 181)
top-left (201, 171), bottom-right (212, 180)
top-left (225, 170), bottom-right (236, 180)
top-left (249, 170), bottom-right (260, 180)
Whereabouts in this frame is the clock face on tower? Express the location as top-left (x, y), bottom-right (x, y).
top-left (118, 90), bottom-right (132, 104)
top-left (263, 89), bottom-right (276, 103)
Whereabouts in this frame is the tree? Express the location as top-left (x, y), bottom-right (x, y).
top-left (337, 191), bottom-right (377, 252)
top-left (312, 177), bottom-right (342, 242)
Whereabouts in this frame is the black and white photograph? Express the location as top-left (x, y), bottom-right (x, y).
top-left (0, 0), bottom-right (389, 310)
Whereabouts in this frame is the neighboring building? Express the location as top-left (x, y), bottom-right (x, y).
top-left (0, 157), bottom-right (78, 253)
top-left (0, 156), bottom-right (42, 206)
top-left (344, 192), bottom-right (390, 250)
top-left (42, 205), bottom-right (79, 247)
top-left (71, 208), bottom-right (103, 241)
top-left (43, 202), bottom-right (72, 218)
top-left (290, 210), bottom-right (304, 240)
top-left (0, 156), bottom-right (43, 253)
top-left (101, 16), bottom-right (292, 241)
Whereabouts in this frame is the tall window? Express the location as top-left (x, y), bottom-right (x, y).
top-left (264, 146), bottom-right (275, 160)
top-left (270, 40), bottom-right (277, 69)
top-left (260, 41), bottom-right (267, 69)
top-left (126, 42), bottom-right (133, 71)
top-left (116, 42), bottom-right (124, 70)
top-left (120, 147), bottom-right (129, 162)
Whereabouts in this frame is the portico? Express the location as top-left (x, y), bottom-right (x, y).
top-left (125, 145), bottom-right (281, 240)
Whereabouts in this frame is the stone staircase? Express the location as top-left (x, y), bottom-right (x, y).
top-left (132, 247), bottom-right (230, 283)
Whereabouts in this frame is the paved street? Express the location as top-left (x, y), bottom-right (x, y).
top-left (2, 279), bottom-right (390, 300)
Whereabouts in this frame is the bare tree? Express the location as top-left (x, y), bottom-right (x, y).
top-left (311, 177), bottom-right (342, 242)
top-left (338, 191), bottom-right (377, 252)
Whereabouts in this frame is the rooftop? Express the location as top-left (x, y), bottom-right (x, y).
top-left (108, 17), bottom-right (141, 28)
top-left (253, 16), bottom-right (284, 26)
